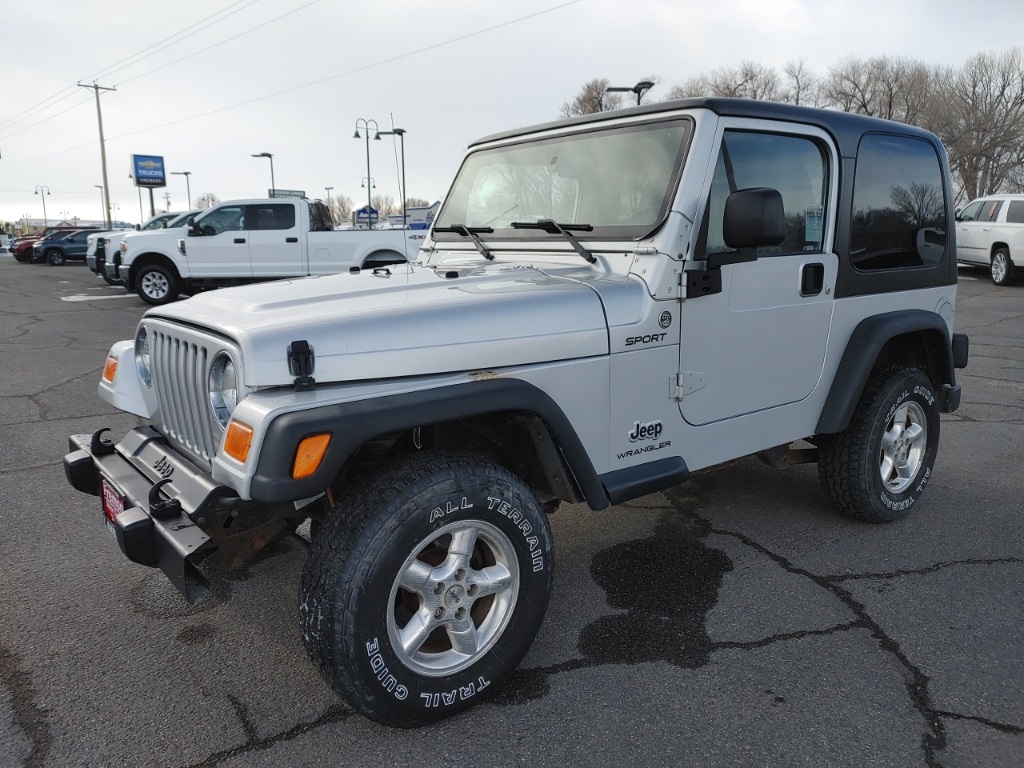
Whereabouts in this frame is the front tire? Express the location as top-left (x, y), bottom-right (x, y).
top-left (818, 367), bottom-right (940, 523)
top-left (991, 247), bottom-right (1014, 286)
top-left (299, 452), bottom-right (554, 727)
top-left (136, 263), bottom-right (179, 304)
top-left (47, 249), bottom-right (65, 266)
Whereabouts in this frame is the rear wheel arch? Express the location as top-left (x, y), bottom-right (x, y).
top-left (817, 310), bottom-right (955, 435)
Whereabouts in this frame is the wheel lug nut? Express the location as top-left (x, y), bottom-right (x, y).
top-left (434, 607), bottom-right (444, 619)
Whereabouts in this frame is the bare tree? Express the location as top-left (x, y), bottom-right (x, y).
top-left (329, 194), bottom-right (353, 223)
top-left (931, 48), bottom-right (1024, 201)
top-left (194, 193), bottom-right (219, 209)
top-left (890, 182), bottom-right (945, 225)
top-left (405, 197), bottom-right (431, 209)
top-left (667, 60), bottom-right (783, 101)
top-left (781, 59), bottom-right (820, 106)
top-left (561, 78), bottom-right (622, 117)
top-left (371, 193), bottom-right (398, 216)
top-left (820, 55), bottom-right (938, 124)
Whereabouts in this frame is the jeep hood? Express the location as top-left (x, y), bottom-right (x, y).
top-left (146, 263), bottom-right (620, 386)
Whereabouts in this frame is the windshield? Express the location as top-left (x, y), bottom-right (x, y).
top-left (434, 118), bottom-right (692, 242)
top-left (167, 210), bottom-right (199, 227)
top-left (140, 212), bottom-right (180, 230)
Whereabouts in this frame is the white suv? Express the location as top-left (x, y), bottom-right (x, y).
top-left (955, 193), bottom-right (1024, 285)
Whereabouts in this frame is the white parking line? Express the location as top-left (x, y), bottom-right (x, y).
top-left (61, 293), bottom-right (135, 302)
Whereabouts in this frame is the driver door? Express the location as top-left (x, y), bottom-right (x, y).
top-left (678, 123), bottom-right (838, 426)
top-left (187, 204), bottom-right (252, 278)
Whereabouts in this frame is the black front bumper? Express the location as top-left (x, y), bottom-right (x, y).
top-left (64, 427), bottom-right (225, 604)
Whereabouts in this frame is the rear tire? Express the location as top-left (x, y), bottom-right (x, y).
top-left (818, 367), bottom-right (940, 523)
top-left (136, 263), bottom-right (179, 305)
top-left (991, 247), bottom-right (1014, 286)
top-left (299, 452), bottom-right (554, 727)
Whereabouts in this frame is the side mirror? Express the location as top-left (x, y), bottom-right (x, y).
top-left (134, 224), bottom-right (141, 230)
top-left (706, 188), bottom-right (786, 270)
top-left (186, 216), bottom-right (201, 236)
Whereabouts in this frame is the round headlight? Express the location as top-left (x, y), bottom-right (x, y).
top-left (134, 326), bottom-right (152, 388)
top-left (209, 353), bottom-right (238, 427)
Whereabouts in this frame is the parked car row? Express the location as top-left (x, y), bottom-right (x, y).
top-left (86, 211), bottom-right (194, 285)
top-left (10, 226), bottom-right (101, 264)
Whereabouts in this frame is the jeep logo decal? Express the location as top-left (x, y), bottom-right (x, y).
top-left (628, 420), bottom-right (663, 442)
top-left (153, 456), bottom-right (174, 478)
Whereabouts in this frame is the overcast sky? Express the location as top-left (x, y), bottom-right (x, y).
top-left (3, 0), bottom-right (1023, 227)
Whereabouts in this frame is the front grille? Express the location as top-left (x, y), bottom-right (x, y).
top-left (149, 327), bottom-right (225, 466)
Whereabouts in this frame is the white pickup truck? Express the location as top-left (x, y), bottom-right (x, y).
top-left (116, 198), bottom-right (424, 304)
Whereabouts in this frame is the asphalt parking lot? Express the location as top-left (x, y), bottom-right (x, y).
top-left (1, 257), bottom-right (1021, 767)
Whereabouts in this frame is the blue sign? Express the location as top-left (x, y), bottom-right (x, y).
top-left (131, 154), bottom-right (166, 188)
top-left (355, 205), bottom-right (379, 222)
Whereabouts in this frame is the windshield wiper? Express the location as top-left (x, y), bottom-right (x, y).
top-left (510, 219), bottom-right (597, 263)
top-left (432, 225), bottom-right (494, 260)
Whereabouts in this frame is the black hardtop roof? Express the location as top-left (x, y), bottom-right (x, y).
top-left (470, 97), bottom-right (941, 158)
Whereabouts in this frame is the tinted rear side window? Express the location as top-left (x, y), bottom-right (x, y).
top-left (979, 200), bottom-right (1003, 222)
top-left (1007, 201), bottom-right (1024, 224)
top-left (850, 134), bottom-right (947, 269)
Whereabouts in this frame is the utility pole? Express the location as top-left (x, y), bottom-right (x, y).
top-left (78, 82), bottom-right (116, 229)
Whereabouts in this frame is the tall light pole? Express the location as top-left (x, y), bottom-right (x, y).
top-left (171, 171), bottom-right (192, 209)
top-left (94, 185), bottom-right (106, 227)
top-left (377, 127), bottom-right (407, 227)
top-left (353, 119), bottom-right (380, 229)
top-left (605, 79), bottom-right (655, 106)
top-left (77, 82), bottom-right (115, 228)
top-left (34, 185), bottom-right (50, 227)
top-left (251, 152), bottom-right (275, 195)
top-left (324, 185), bottom-right (333, 202)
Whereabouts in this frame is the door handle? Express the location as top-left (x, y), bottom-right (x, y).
top-left (234, 238), bottom-right (246, 244)
top-left (801, 262), bottom-right (824, 296)
top-left (286, 237), bottom-right (298, 243)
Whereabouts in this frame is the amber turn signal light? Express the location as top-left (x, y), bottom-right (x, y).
top-left (292, 433), bottom-right (331, 479)
top-left (224, 420), bottom-right (254, 462)
top-left (102, 355), bottom-right (118, 382)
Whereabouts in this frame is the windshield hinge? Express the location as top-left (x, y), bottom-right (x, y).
top-left (671, 371), bottom-right (706, 400)
top-left (288, 340), bottom-right (316, 392)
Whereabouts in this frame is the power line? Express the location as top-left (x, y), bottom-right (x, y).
top-left (1, 0), bottom-right (586, 168)
top-left (0, 0), bottom-right (259, 133)
top-left (117, 0), bottom-right (322, 87)
top-left (0, 0), bottom-right (315, 143)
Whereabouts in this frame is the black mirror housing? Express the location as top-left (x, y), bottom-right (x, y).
top-left (723, 187), bottom-right (786, 249)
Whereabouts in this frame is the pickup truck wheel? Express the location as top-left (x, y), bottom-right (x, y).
top-left (47, 249), bottom-right (65, 266)
top-left (299, 452), bottom-right (554, 727)
top-left (818, 367), bottom-right (939, 523)
top-left (136, 264), bottom-right (179, 304)
top-left (991, 248), bottom-right (1014, 286)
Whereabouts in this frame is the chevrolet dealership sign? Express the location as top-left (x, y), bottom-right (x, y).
top-left (131, 154), bottom-right (166, 188)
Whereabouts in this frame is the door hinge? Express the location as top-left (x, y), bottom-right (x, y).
top-left (671, 371), bottom-right (705, 400)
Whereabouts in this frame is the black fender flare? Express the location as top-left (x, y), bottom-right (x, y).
top-left (816, 309), bottom-right (955, 434)
top-left (250, 378), bottom-right (611, 509)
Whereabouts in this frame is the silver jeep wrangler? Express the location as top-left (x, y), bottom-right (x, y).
top-left (65, 97), bottom-right (969, 727)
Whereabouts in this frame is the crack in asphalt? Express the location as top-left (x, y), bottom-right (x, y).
top-left (826, 557), bottom-right (1023, 582)
top-left (933, 710), bottom-right (1024, 735)
top-left (178, 703), bottom-right (353, 768)
top-left (0, 643), bottom-right (51, 768)
top-left (697, 520), bottom-right (951, 767)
